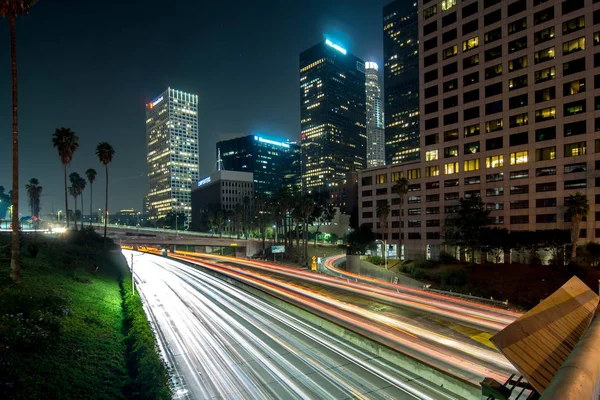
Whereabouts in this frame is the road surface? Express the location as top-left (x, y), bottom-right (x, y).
top-left (125, 251), bottom-right (458, 400)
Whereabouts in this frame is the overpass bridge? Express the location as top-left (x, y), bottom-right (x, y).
top-left (92, 223), bottom-right (263, 257)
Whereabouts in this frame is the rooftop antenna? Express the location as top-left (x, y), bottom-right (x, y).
top-left (215, 148), bottom-right (224, 171)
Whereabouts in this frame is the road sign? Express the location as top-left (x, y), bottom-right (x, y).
top-left (272, 245), bottom-right (285, 253)
top-left (311, 256), bottom-right (317, 271)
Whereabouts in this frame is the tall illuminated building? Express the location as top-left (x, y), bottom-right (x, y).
top-left (217, 134), bottom-right (299, 196)
top-left (383, 1), bottom-right (419, 164)
top-left (365, 61), bottom-right (386, 167)
top-left (300, 39), bottom-right (367, 190)
top-left (146, 88), bottom-right (199, 226)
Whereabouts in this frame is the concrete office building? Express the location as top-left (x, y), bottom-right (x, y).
top-left (359, 0), bottom-right (600, 260)
top-left (146, 88), bottom-right (199, 226)
top-left (190, 170), bottom-right (254, 231)
top-left (365, 62), bottom-right (386, 167)
top-left (300, 39), bottom-right (367, 190)
top-left (383, 1), bottom-right (420, 164)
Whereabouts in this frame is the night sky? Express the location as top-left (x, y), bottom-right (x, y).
top-left (0, 0), bottom-right (394, 215)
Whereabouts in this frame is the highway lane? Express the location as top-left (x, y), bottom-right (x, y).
top-left (153, 251), bottom-right (517, 386)
top-left (124, 250), bottom-right (458, 400)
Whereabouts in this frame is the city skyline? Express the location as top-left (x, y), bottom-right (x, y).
top-left (0, 0), bottom-right (394, 214)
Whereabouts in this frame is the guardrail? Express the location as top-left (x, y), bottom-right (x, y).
top-left (91, 223), bottom-right (242, 239)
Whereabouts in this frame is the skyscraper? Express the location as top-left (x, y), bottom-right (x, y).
top-left (300, 39), bottom-right (367, 190)
top-left (383, 1), bottom-right (419, 164)
top-left (217, 134), bottom-right (300, 196)
top-left (146, 88), bottom-right (199, 226)
top-left (365, 61), bottom-right (386, 167)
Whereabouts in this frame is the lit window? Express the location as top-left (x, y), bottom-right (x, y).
top-left (444, 162), bottom-right (459, 175)
top-left (407, 168), bottom-right (421, 179)
top-left (462, 37), bottom-right (479, 52)
top-left (463, 159), bottom-right (480, 172)
top-left (441, 0), bottom-right (456, 11)
top-left (486, 119), bottom-right (504, 133)
top-left (535, 147), bottom-right (556, 161)
top-left (425, 149), bottom-right (439, 161)
top-left (426, 165), bottom-right (440, 177)
top-left (391, 171), bottom-right (403, 182)
top-left (563, 37), bottom-right (585, 55)
top-left (443, 45), bottom-right (458, 60)
top-left (424, 5), bottom-right (437, 20)
top-left (535, 107), bottom-right (556, 122)
top-left (534, 47), bottom-right (555, 64)
top-left (486, 155), bottom-right (504, 168)
top-left (376, 174), bottom-right (387, 184)
top-left (565, 142), bottom-right (587, 157)
top-left (510, 151), bottom-right (528, 165)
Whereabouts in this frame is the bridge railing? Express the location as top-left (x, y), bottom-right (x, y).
top-left (540, 313), bottom-right (600, 400)
top-left (91, 222), bottom-right (245, 239)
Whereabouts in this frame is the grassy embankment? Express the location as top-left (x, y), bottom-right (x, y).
top-left (0, 229), bottom-right (170, 399)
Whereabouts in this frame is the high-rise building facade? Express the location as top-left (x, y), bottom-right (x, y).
top-left (383, 1), bottom-right (420, 164)
top-left (146, 88), bottom-right (199, 225)
top-left (365, 62), bottom-right (386, 167)
top-left (217, 135), bottom-right (300, 196)
top-left (300, 40), bottom-right (367, 190)
top-left (359, 0), bottom-right (600, 261)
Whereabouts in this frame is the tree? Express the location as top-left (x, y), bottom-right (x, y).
top-left (25, 178), bottom-right (42, 218)
top-left (3, 0), bottom-right (37, 282)
top-left (242, 196), bottom-right (251, 237)
top-left (443, 197), bottom-right (490, 262)
top-left (69, 172), bottom-right (83, 230)
top-left (0, 186), bottom-right (10, 220)
top-left (565, 192), bottom-right (589, 260)
top-left (479, 227), bottom-right (512, 263)
top-left (392, 177), bottom-right (409, 259)
top-left (376, 200), bottom-right (390, 243)
top-left (234, 204), bottom-right (243, 239)
top-left (207, 209), bottom-right (215, 234)
top-left (215, 209), bottom-right (224, 239)
top-left (255, 193), bottom-right (269, 249)
top-left (299, 194), bottom-right (315, 264)
top-left (346, 224), bottom-right (376, 255)
top-left (311, 191), bottom-right (334, 247)
top-left (85, 168), bottom-right (97, 226)
top-left (96, 142), bottom-right (115, 246)
top-left (78, 175), bottom-right (86, 225)
top-left (52, 127), bottom-right (79, 229)
top-left (163, 210), bottom-right (185, 230)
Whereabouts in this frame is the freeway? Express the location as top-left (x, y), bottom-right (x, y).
top-left (125, 250), bottom-right (458, 400)
top-left (148, 250), bottom-right (518, 387)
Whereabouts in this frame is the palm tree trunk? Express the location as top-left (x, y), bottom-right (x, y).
top-left (73, 196), bottom-right (78, 230)
top-left (89, 183), bottom-right (93, 226)
top-left (398, 199), bottom-right (403, 261)
top-left (9, 15), bottom-right (20, 283)
top-left (103, 165), bottom-right (108, 246)
top-left (63, 165), bottom-right (69, 229)
top-left (80, 191), bottom-right (84, 228)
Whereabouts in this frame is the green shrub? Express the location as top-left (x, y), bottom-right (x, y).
top-left (414, 259), bottom-right (436, 269)
top-left (27, 241), bottom-right (39, 258)
top-left (438, 252), bottom-right (459, 264)
top-left (441, 269), bottom-right (468, 287)
top-left (121, 275), bottom-right (172, 400)
top-left (366, 255), bottom-right (384, 265)
top-left (409, 268), bottom-right (426, 280)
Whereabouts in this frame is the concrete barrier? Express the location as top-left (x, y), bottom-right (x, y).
top-left (188, 259), bottom-right (481, 400)
top-left (541, 314), bottom-right (600, 400)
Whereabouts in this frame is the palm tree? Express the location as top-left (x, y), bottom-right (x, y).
top-left (52, 128), bottom-right (79, 230)
top-left (207, 209), bottom-right (215, 235)
top-left (78, 175), bottom-right (86, 226)
top-left (95, 142), bottom-right (115, 245)
top-left (299, 194), bottom-right (315, 264)
top-left (69, 172), bottom-right (83, 230)
top-left (242, 196), bottom-right (251, 237)
top-left (392, 177), bottom-right (409, 260)
top-left (85, 168), bottom-right (97, 226)
top-left (376, 200), bottom-right (391, 243)
top-left (255, 193), bottom-right (269, 249)
top-left (565, 192), bottom-right (589, 260)
top-left (68, 185), bottom-right (79, 230)
top-left (215, 209), bottom-right (224, 239)
top-left (2, 0), bottom-right (37, 283)
top-left (25, 178), bottom-right (42, 218)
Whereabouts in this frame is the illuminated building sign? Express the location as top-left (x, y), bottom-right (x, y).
top-left (150, 95), bottom-right (164, 108)
top-left (325, 39), bottom-right (347, 55)
top-left (254, 136), bottom-right (290, 148)
top-left (197, 176), bottom-right (211, 186)
top-left (365, 61), bottom-right (378, 71)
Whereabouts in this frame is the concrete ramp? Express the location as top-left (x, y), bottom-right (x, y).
top-left (490, 276), bottom-right (599, 395)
